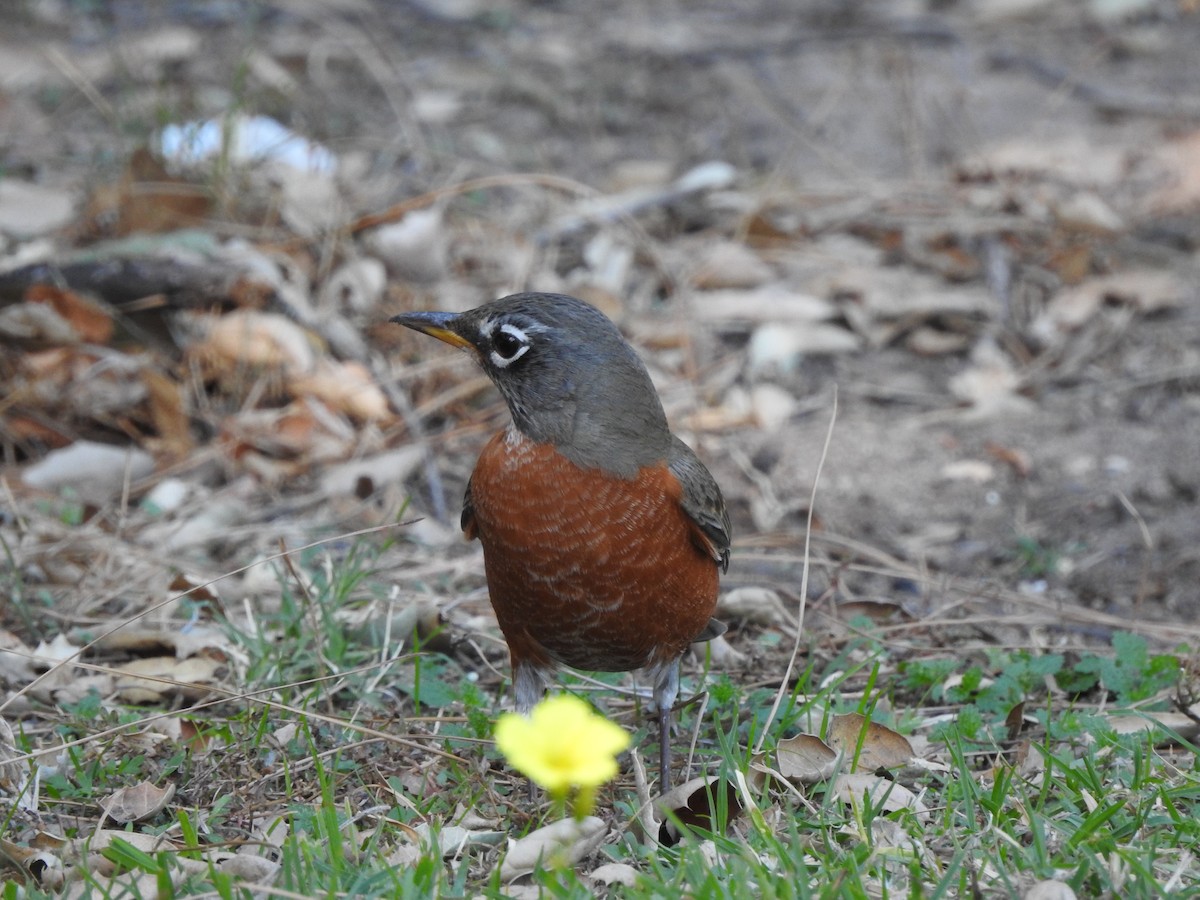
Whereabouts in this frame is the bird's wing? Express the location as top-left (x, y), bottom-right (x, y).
top-left (461, 477), bottom-right (478, 540)
top-left (667, 435), bottom-right (731, 573)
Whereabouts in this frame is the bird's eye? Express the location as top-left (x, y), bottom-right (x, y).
top-left (489, 323), bottom-right (531, 368)
top-left (494, 330), bottom-right (524, 358)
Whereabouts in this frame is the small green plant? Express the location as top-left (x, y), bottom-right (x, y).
top-left (1070, 632), bottom-right (1179, 704)
top-left (1013, 534), bottom-right (1062, 577)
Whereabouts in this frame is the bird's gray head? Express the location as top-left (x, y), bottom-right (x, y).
top-left (391, 292), bottom-right (671, 476)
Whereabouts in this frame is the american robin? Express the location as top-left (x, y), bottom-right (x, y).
top-left (392, 292), bottom-right (730, 788)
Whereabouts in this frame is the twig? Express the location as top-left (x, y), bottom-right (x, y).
top-left (989, 50), bottom-right (1200, 121)
top-left (754, 384), bottom-right (838, 754)
top-left (1114, 489), bottom-right (1155, 615)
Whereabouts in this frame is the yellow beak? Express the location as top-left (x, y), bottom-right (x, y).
top-left (389, 311), bottom-right (472, 350)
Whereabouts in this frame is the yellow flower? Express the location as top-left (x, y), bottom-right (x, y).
top-left (495, 694), bottom-right (630, 797)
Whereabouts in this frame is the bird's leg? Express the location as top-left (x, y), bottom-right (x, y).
top-left (651, 659), bottom-right (681, 791)
top-left (513, 661), bottom-right (547, 715)
top-left (512, 660), bottom-right (548, 804)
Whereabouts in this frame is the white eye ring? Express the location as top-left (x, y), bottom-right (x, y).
top-left (489, 323), bottom-right (531, 368)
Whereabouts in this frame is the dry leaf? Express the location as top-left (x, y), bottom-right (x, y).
top-left (28, 634), bottom-right (83, 695)
top-left (905, 325), bottom-right (973, 356)
top-left (831, 599), bottom-right (911, 627)
top-left (1024, 880), bottom-right (1079, 900)
top-left (1107, 711), bottom-right (1199, 742)
top-left (91, 147), bottom-right (212, 236)
top-left (826, 713), bottom-right (914, 771)
top-left (141, 367), bottom-right (193, 459)
top-left (0, 631), bottom-right (36, 682)
top-left (1005, 702), bottom-right (1028, 742)
top-left (0, 838), bottom-right (63, 889)
top-left (1145, 128), bottom-right (1200, 215)
top-left (52, 674), bottom-right (115, 707)
top-left (833, 773), bottom-right (928, 819)
top-left (986, 442), bottom-right (1033, 478)
top-left (655, 776), bottom-right (743, 847)
top-left (941, 460), bottom-right (996, 483)
top-left (690, 240), bottom-right (774, 289)
top-left (746, 321), bottom-right (859, 374)
top-left (24, 284), bottom-right (113, 343)
top-left (499, 816), bottom-right (607, 882)
top-left (948, 341), bottom-right (1033, 418)
top-left (751, 383), bottom-right (799, 432)
top-left (717, 586), bottom-right (791, 627)
top-left (114, 656), bottom-right (222, 703)
top-left (22, 441), bottom-right (156, 502)
top-left (289, 359), bottom-right (391, 421)
top-left (691, 633), bottom-right (744, 667)
top-left (0, 179), bottom-right (75, 237)
top-left (959, 136), bottom-right (1125, 187)
top-left (774, 733), bottom-right (839, 784)
top-left (1053, 191), bottom-right (1124, 234)
top-left (102, 782), bottom-right (176, 824)
top-left (692, 286), bottom-right (837, 325)
top-left (199, 309), bottom-right (315, 373)
top-left (590, 862), bottom-right (640, 887)
top-left (363, 207), bottom-right (448, 283)
top-left (0, 717), bottom-right (30, 798)
top-left (413, 821), bottom-right (506, 858)
top-left (319, 257), bottom-right (387, 313)
top-left (1031, 271), bottom-right (1186, 344)
top-left (320, 445), bottom-right (425, 497)
top-left (219, 854), bottom-right (281, 883)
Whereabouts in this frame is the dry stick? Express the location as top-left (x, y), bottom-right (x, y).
top-left (42, 45), bottom-right (116, 123)
top-left (1114, 489), bottom-right (1155, 616)
top-left (0, 521), bottom-right (411, 717)
top-left (753, 384), bottom-right (837, 756)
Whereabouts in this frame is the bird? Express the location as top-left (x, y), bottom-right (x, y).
top-left (392, 292), bottom-right (730, 790)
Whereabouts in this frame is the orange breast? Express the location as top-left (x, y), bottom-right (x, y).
top-left (468, 428), bottom-right (720, 673)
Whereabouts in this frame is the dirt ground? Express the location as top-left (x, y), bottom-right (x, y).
top-left (3, 0), bottom-right (1200, 654)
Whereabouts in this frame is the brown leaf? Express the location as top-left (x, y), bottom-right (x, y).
top-left (826, 713), bottom-right (914, 772)
top-left (141, 367), bottom-right (193, 459)
top-left (24, 284), bottom-right (113, 344)
top-left (84, 147), bottom-right (211, 237)
top-left (102, 781), bottom-right (176, 823)
top-left (986, 442), bottom-right (1033, 478)
top-left (289, 359), bottom-right (391, 421)
top-left (774, 733), bottom-right (839, 784)
top-left (655, 776), bottom-right (743, 847)
top-left (832, 599), bottom-right (911, 627)
top-left (1005, 701), bottom-right (1027, 742)
top-left (197, 310), bottom-right (315, 373)
top-left (114, 656), bottom-right (221, 703)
